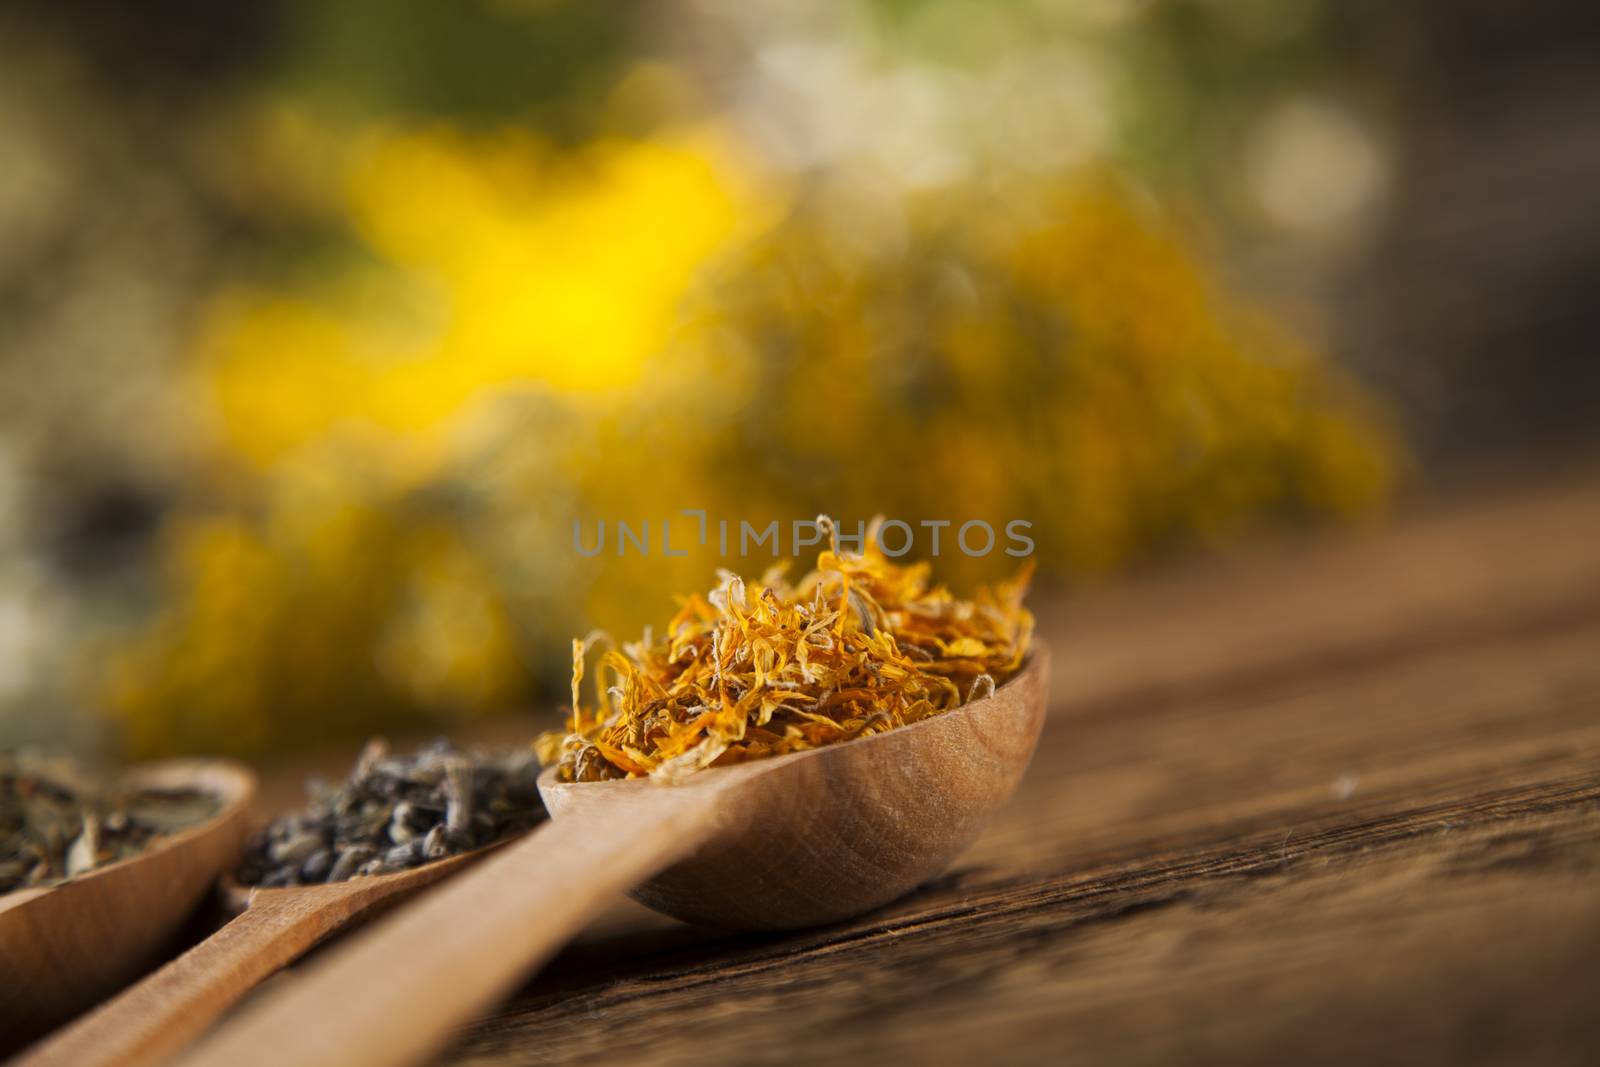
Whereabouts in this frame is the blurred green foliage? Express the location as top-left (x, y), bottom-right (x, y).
top-left (275, 0), bottom-right (630, 131)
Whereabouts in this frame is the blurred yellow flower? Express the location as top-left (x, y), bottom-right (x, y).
top-left (665, 175), bottom-right (1395, 580)
top-left (107, 457), bottom-right (524, 756)
top-left (199, 127), bottom-right (777, 470)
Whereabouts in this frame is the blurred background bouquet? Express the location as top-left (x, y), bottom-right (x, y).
top-left (2, 0), bottom-right (1593, 759)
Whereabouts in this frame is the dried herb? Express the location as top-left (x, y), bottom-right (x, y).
top-left (238, 738), bottom-right (545, 887)
top-left (1, 753), bottom-right (222, 894)
top-left (537, 517), bottom-right (1034, 783)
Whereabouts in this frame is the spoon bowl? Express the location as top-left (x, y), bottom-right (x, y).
top-left (539, 646), bottom-right (1051, 928)
top-left (0, 759), bottom-right (255, 1046)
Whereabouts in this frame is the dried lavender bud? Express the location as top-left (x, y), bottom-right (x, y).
top-left (353, 739), bottom-right (388, 783)
top-left (238, 739), bottom-right (546, 887)
top-left (384, 840), bottom-right (422, 868)
top-left (268, 831), bottom-right (324, 867)
top-left (388, 802), bottom-right (420, 844)
top-left (422, 823), bottom-right (450, 861)
top-left (301, 848), bottom-right (333, 882)
top-left (443, 758), bottom-right (472, 839)
top-left (325, 845), bottom-right (377, 884)
top-left (65, 817), bottom-right (99, 877)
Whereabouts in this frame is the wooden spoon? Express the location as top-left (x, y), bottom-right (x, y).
top-left (11, 833), bottom-right (513, 1067)
top-left (0, 759), bottom-right (254, 1049)
top-left (174, 649), bottom-right (1049, 1067)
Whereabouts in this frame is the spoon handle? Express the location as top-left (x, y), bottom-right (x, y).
top-left (172, 781), bottom-right (732, 1067)
top-left (12, 894), bottom-right (344, 1067)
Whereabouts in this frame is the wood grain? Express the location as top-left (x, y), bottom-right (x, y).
top-left (430, 471), bottom-right (1600, 1066)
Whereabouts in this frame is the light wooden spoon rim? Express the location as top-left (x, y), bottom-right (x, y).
top-left (0, 757), bottom-right (256, 917)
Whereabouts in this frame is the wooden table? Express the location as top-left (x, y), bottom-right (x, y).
top-left (436, 469), bottom-right (1600, 1065)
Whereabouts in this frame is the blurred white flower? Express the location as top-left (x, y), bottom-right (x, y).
top-left (1245, 96), bottom-right (1390, 236)
top-left (0, 566), bottom-right (62, 705)
top-left (978, 45), bottom-right (1113, 173)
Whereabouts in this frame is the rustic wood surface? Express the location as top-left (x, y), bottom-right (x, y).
top-left (11, 467), bottom-right (1597, 1067)
top-left (431, 468), bottom-right (1600, 1066)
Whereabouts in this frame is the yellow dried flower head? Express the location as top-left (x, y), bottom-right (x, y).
top-left (537, 518), bottom-right (1035, 783)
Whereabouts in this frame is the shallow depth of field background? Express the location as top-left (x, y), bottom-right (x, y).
top-left (1, 0), bottom-right (1595, 760)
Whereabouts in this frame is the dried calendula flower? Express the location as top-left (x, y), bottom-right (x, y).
top-left (537, 518), bottom-right (1035, 783)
